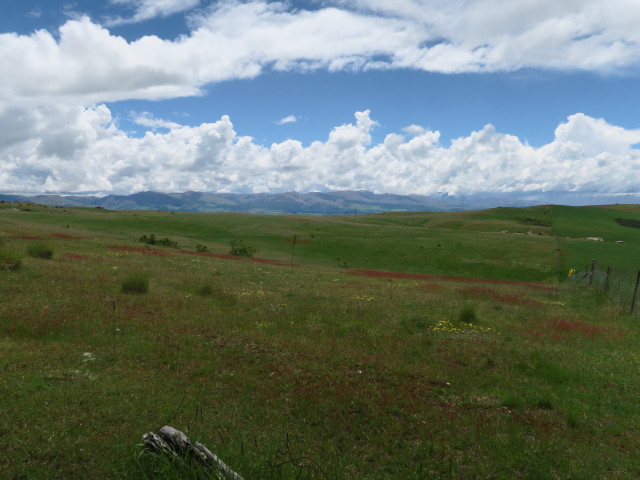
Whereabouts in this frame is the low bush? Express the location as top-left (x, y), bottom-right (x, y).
top-left (121, 272), bottom-right (149, 294)
top-left (229, 239), bottom-right (257, 258)
top-left (139, 234), bottom-right (178, 248)
top-left (26, 242), bottom-right (53, 259)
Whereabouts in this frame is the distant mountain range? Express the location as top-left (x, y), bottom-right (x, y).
top-left (1, 190), bottom-right (639, 214)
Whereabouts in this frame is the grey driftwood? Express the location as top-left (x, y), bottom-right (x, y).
top-left (142, 425), bottom-right (244, 480)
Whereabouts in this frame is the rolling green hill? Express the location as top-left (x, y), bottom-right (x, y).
top-left (3, 201), bottom-right (639, 282)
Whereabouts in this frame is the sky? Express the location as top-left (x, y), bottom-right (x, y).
top-left (1, 0), bottom-right (640, 197)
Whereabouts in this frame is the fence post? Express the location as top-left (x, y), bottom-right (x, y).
top-left (631, 271), bottom-right (640, 315)
top-left (589, 259), bottom-right (596, 286)
top-left (604, 267), bottom-right (612, 293)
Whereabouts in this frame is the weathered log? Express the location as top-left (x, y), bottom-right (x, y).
top-left (142, 425), bottom-right (244, 480)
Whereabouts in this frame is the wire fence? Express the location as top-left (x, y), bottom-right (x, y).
top-left (569, 260), bottom-right (640, 316)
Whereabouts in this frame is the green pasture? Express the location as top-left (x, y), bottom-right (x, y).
top-left (7, 201), bottom-right (640, 281)
top-left (550, 205), bottom-right (640, 274)
top-left (1, 201), bottom-right (640, 479)
top-left (0, 203), bottom-right (561, 282)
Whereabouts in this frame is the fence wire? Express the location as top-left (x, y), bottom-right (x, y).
top-left (569, 262), bottom-right (640, 316)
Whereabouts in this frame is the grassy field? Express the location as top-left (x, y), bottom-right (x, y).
top-left (1, 201), bottom-right (640, 479)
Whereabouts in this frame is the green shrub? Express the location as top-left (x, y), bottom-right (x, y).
top-left (158, 238), bottom-right (178, 247)
top-left (121, 273), bottom-right (149, 294)
top-left (26, 243), bottom-right (53, 259)
top-left (0, 250), bottom-right (21, 271)
top-left (457, 304), bottom-right (477, 324)
top-left (229, 239), bottom-right (257, 258)
top-left (138, 234), bottom-right (154, 244)
top-left (139, 234), bottom-right (178, 248)
top-left (196, 244), bottom-right (208, 252)
top-left (336, 257), bottom-right (349, 268)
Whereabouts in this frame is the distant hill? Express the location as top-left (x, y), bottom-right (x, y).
top-left (1, 190), bottom-right (638, 214)
top-left (0, 190), bottom-right (520, 213)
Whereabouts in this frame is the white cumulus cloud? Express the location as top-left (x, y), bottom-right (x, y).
top-left (2, 107), bottom-right (640, 196)
top-left (2, 1), bottom-right (640, 107)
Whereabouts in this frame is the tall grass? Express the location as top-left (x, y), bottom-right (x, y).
top-left (26, 242), bottom-right (53, 259)
top-left (121, 272), bottom-right (150, 294)
top-left (0, 249), bottom-right (21, 270)
top-left (456, 304), bottom-right (477, 323)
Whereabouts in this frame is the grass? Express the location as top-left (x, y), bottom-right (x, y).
top-left (0, 203), bottom-right (560, 282)
top-left (0, 248), bottom-right (21, 270)
top-left (26, 242), bottom-right (54, 259)
top-left (121, 272), bottom-right (150, 294)
top-left (1, 201), bottom-right (640, 478)
top-left (457, 304), bottom-right (477, 324)
top-left (553, 204), bottom-right (640, 274)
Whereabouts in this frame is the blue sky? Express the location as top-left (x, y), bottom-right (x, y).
top-left (111, 69), bottom-right (640, 148)
top-left (1, 0), bottom-right (640, 196)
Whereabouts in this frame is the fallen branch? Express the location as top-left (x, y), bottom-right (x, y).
top-left (142, 425), bottom-right (244, 480)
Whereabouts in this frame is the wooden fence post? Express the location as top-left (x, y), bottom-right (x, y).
top-left (630, 271), bottom-right (640, 315)
top-left (589, 259), bottom-right (596, 286)
top-left (604, 267), bottom-right (612, 293)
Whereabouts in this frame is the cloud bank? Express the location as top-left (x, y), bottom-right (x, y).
top-left (2, 106), bottom-right (639, 195)
top-left (2, 1), bottom-right (640, 104)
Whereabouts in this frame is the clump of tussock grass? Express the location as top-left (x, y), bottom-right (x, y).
top-left (197, 283), bottom-right (215, 296)
top-left (121, 272), bottom-right (149, 294)
top-left (457, 304), bottom-right (478, 324)
top-left (533, 358), bottom-right (572, 385)
top-left (536, 399), bottom-right (554, 410)
top-left (196, 282), bottom-right (237, 306)
top-left (501, 393), bottom-right (525, 411)
top-left (26, 242), bottom-right (53, 260)
top-left (0, 249), bottom-right (22, 271)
